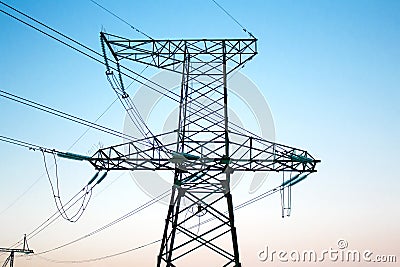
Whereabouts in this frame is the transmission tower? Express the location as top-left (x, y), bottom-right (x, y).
top-left (1, 235), bottom-right (33, 267)
top-left (90, 33), bottom-right (320, 266)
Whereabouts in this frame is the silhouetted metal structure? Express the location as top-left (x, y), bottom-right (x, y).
top-left (93, 33), bottom-right (320, 266)
top-left (1, 235), bottom-right (33, 267)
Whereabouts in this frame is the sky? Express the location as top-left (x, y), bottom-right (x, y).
top-left (0, 0), bottom-right (399, 266)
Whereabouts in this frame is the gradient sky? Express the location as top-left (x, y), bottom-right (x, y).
top-left (0, 0), bottom-right (399, 266)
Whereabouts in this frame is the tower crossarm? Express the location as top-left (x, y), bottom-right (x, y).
top-left (101, 33), bottom-right (257, 74)
top-left (227, 132), bottom-right (319, 172)
top-left (0, 248), bottom-right (33, 254)
top-left (0, 235), bottom-right (33, 255)
top-left (87, 132), bottom-right (319, 173)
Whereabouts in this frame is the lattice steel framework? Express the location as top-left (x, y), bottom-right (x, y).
top-left (0, 235), bottom-right (33, 267)
top-left (94, 32), bottom-right (320, 266)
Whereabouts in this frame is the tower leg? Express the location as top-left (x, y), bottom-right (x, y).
top-left (226, 192), bottom-right (241, 267)
top-left (223, 175), bottom-right (242, 267)
top-left (157, 175), bottom-right (242, 266)
top-left (2, 254), bottom-right (10, 267)
top-left (9, 252), bottom-right (14, 267)
top-left (158, 185), bottom-right (184, 267)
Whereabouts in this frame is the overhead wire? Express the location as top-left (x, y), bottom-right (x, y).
top-left (35, 238), bottom-right (161, 264)
top-left (210, 0), bottom-right (255, 38)
top-left (0, 62), bottom-right (149, 219)
top-left (89, 0), bottom-right (153, 39)
top-left (0, 135), bottom-right (102, 245)
top-left (0, 0), bottom-right (149, 219)
top-left (0, 0), bottom-right (235, 152)
top-left (30, 180), bottom-right (300, 264)
top-left (0, 2), bottom-right (264, 141)
top-left (0, 5), bottom-right (167, 108)
top-left (0, 166), bottom-right (106, 251)
top-left (0, 135), bottom-right (59, 154)
top-left (0, 1), bottom-right (163, 100)
top-left (0, 89), bottom-right (137, 142)
top-left (0, 4), bottom-right (174, 143)
top-left (41, 151), bottom-right (95, 223)
top-left (20, 172), bottom-right (114, 242)
top-left (0, 1), bottom-right (164, 252)
top-left (67, 98), bottom-right (118, 150)
top-left (0, 97), bottom-right (117, 218)
top-left (34, 189), bottom-right (170, 255)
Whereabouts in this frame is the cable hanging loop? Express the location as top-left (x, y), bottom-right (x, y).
top-left (41, 150), bottom-right (99, 223)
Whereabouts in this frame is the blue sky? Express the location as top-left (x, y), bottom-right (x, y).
top-left (0, 0), bottom-right (399, 266)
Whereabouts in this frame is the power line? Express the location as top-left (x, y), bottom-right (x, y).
top-left (29, 181), bottom-right (295, 264)
top-left (89, 0), bottom-right (153, 40)
top-left (25, 176), bottom-right (105, 241)
top-left (0, 4), bottom-right (162, 103)
top-left (0, 135), bottom-right (59, 153)
top-left (36, 239), bottom-right (161, 264)
top-left (0, 3), bottom-right (263, 141)
top-left (12, 173), bottom-right (126, 254)
top-left (1, 165), bottom-right (106, 251)
top-left (0, 89), bottom-right (137, 142)
top-left (0, 8), bottom-right (104, 65)
top-left (0, 97), bottom-right (118, 218)
top-left (0, 0), bottom-right (149, 218)
top-left (0, 3), bottom-right (165, 100)
top-left (41, 151), bottom-right (96, 223)
top-left (0, 1), bottom-right (103, 62)
top-left (67, 98), bottom-right (118, 149)
top-left (34, 189), bottom-right (170, 255)
top-left (0, 135), bottom-right (99, 224)
top-left (210, 0), bottom-right (256, 39)
top-left (0, 61), bottom-right (147, 219)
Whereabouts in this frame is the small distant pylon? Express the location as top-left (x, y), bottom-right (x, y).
top-left (1, 235), bottom-right (34, 267)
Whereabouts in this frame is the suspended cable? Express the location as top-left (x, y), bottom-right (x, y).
top-left (0, 5), bottom-right (175, 142)
top-left (4, 173), bottom-right (126, 256)
top-left (0, 3), bottom-right (263, 141)
top-left (0, 135), bottom-right (59, 154)
top-left (0, 135), bottom-right (101, 225)
top-left (29, 180), bottom-right (303, 263)
top-left (0, 174), bottom-right (42, 216)
top-left (0, 89), bottom-right (137, 142)
top-left (89, 0), bottom-right (153, 39)
top-left (0, 97), bottom-right (118, 219)
top-left (35, 239), bottom-right (161, 264)
top-left (68, 98), bottom-right (118, 149)
top-left (0, 4), bottom-right (165, 102)
top-left (41, 151), bottom-right (98, 223)
top-left (210, 0), bottom-right (256, 38)
top-left (35, 189), bottom-right (170, 255)
top-left (0, 0), bottom-right (147, 217)
top-left (0, 62), bottom-right (144, 219)
top-left (0, 8), bottom-right (105, 65)
top-left (26, 174), bottom-right (106, 240)
top-left (0, 1), bottom-right (104, 62)
top-left (0, 6), bottom-right (164, 108)
top-left (1, 167), bottom-right (107, 251)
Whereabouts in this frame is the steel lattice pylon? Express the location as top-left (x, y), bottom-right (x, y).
top-left (94, 32), bottom-right (319, 266)
top-left (0, 235), bottom-right (33, 267)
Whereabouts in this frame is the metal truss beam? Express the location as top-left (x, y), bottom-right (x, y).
top-left (88, 132), bottom-right (319, 173)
